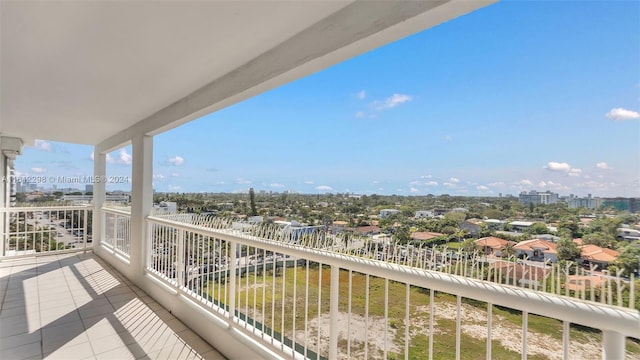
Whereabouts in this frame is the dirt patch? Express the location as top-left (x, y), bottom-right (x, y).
top-left (291, 313), bottom-right (400, 359)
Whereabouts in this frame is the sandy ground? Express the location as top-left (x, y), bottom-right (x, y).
top-left (284, 302), bottom-right (604, 360)
top-left (239, 284), bottom-right (612, 359)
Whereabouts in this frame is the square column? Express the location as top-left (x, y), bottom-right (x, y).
top-left (130, 134), bottom-right (153, 282)
top-left (92, 150), bottom-right (106, 251)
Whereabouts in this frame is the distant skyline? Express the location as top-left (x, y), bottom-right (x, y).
top-left (14, 1), bottom-right (640, 197)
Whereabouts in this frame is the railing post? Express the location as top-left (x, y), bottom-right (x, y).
top-left (229, 240), bottom-right (237, 322)
top-left (602, 330), bottom-right (624, 360)
top-left (177, 229), bottom-right (185, 288)
top-left (330, 265), bottom-right (339, 360)
top-left (82, 208), bottom-right (88, 252)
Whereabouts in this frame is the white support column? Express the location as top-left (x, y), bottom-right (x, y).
top-left (602, 331), bottom-right (625, 360)
top-left (329, 265), bottom-right (339, 360)
top-left (0, 148), bottom-right (5, 256)
top-left (0, 136), bottom-right (23, 257)
top-left (93, 150), bottom-right (106, 251)
top-left (130, 134), bottom-right (153, 282)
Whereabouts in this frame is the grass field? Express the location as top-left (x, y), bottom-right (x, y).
top-left (205, 265), bottom-right (639, 359)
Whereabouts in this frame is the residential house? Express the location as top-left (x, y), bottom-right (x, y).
top-left (378, 209), bottom-right (400, 218)
top-left (490, 261), bottom-right (551, 288)
top-left (460, 219), bottom-right (481, 236)
top-left (513, 238), bottom-right (558, 263)
top-left (579, 245), bottom-right (620, 271)
top-left (475, 237), bottom-right (516, 257)
top-left (415, 210), bottom-right (434, 218)
top-left (483, 219), bottom-right (505, 231)
top-left (410, 231), bottom-right (444, 241)
top-left (357, 225), bottom-right (381, 236)
top-left (509, 221), bottom-right (533, 232)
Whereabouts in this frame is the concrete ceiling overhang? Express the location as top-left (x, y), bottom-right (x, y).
top-left (1, 0), bottom-right (495, 149)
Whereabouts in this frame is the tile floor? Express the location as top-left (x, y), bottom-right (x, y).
top-left (0, 252), bottom-right (226, 360)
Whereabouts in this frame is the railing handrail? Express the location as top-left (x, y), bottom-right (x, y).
top-left (0, 205), bottom-right (92, 212)
top-left (101, 206), bottom-right (132, 217)
top-left (146, 215), bottom-right (640, 339)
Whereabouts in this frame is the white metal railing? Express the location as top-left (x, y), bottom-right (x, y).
top-left (144, 215), bottom-right (640, 360)
top-left (102, 207), bottom-right (131, 258)
top-left (0, 205), bottom-right (92, 258)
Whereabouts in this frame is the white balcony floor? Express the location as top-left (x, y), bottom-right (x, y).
top-left (0, 252), bottom-right (226, 360)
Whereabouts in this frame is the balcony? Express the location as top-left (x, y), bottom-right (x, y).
top-left (0, 252), bottom-right (224, 360)
top-left (1, 2), bottom-right (638, 358)
top-left (2, 206), bottom-right (638, 359)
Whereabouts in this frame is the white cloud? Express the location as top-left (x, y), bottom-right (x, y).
top-left (568, 168), bottom-right (582, 177)
top-left (171, 172), bottom-right (180, 177)
top-left (90, 152), bottom-right (94, 161)
top-left (234, 178), bottom-right (252, 185)
top-left (476, 185), bottom-right (490, 191)
top-left (606, 107), bottom-right (640, 121)
top-left (545, 162), bottom-right (571, 172)
top-left (304, 180), bottom-right (314, 185)
top-left (443, 182), bottom-right (456, 188)
top-left (488, 181), bottom-right (505, 187)
top-left (270, 183), bottom-right (285, 188)
top-left (167, 156), bottom-right (185, 166)
top-left (153, 174), bottom-right (165, 181)
top-left (410, 187), bottom-right (420, 193)
top-left (424, 181), bottom-right (438, 186)
top-left (356, 90), bottom-right (366, 100)
top-left (449, 177), bottom-right (460, 183)
top-left (105, 148), bottom-right (131, 165)
top-left (33, 140), bottom-right (52, 152)
top-left (118, 149), bottom-right (132, 165)
top-left (372, 93), bottom-right (412, 110)
top-left (420, 175), bottom-right (432, 179)
top-left (31, 167), bottom-right (46, 173)
top-left (596, 162), bottom-right (610, 169)
top-left (409, 180), bottom-right (421, 186)
top-left (315, 185), bottom-right (333, 191)
top-left (518, 179), bottom-right (533, 186)
top-left (168, 185), bottom-right (182, 192)
top-left (538, 180), bottom-right (568, 190)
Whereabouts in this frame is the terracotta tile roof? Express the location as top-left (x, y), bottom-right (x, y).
top-left (357, 225), bottom-right (381, 234)
top-left (514, 239), bottom-right (558, 254)
top-left (410, 231), bottom-right (443, 241)
top-left (490, 261), bottom-right (551, 279)
top-left (580, 244), bottom-right (619, 263)
top-left (565, 275), bottom-right (605, 291)
top-left (475, 237), bottom-right (515, 249)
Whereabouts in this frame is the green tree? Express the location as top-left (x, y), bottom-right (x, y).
top-left (582, 232), bottom-right (615, 248)
top-left (557, 237), bottom-right (581, 261)
top-left (528, 222), bottom-right (549, 235)
top-left (248, 188), bottom-right (258, 216)
top-left (558, 217), bottom-right (582, 238)
top-left (461, 238), bottom-right (477, 253)
top-left (614, 243), bottom-right (640, 276)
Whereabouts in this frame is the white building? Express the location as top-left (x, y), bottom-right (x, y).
top-left (415, 210), bottom-right (434, 218)
top-left (379, 209), bottom-right (400, 218)
top-left (519, 190), bottom-right (560, 205)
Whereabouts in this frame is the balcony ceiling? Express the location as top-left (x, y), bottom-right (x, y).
top-left (1, 0), bottom-right (494, 147)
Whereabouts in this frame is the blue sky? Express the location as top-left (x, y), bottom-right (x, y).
top-left (15, 1), bottom-right (640, 197)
